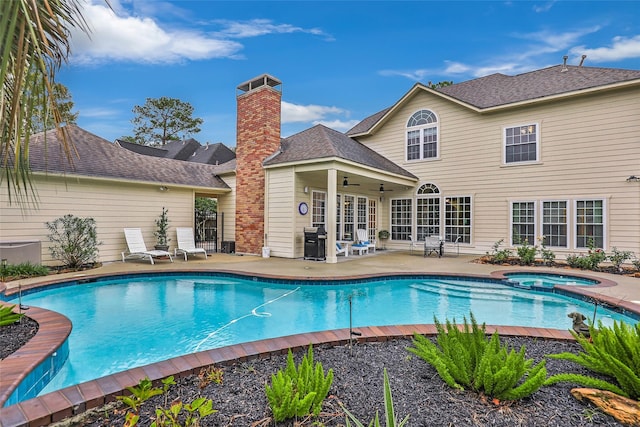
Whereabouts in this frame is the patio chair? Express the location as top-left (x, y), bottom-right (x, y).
top-left (356, 229), bottom-right (376, 253)
top-left (336, 242), bottom-right (348, 257)
top-left (121, 228), bottom-right (173, 264)
top-left (424, 235), bottom-right (442, 258)
top-left (175, 227), bottom-right (207, 261)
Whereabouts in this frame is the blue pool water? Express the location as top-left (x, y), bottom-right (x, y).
top-left (7, 273), bottom-right (637, 402)
top-left (504, 273), bottom-right (598, 288)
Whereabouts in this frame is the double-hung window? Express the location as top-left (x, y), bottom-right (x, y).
top-left (511, 202), bottom-right (535, 245)
top-left (504, 123), bottom-right (538, 163)
top-left (576, 200), bottom-right (604, 248)
top-left (542, 201), bottom-right (567, 247)
top-left (406, 110), bottom-right (438, 161)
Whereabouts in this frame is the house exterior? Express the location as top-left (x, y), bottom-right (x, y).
top-left (0, 126), bottom-right (230, 264)
top-left (254, 65), bottom-right (640, 263)
top-left (1, 63), bottom-right (639, 265)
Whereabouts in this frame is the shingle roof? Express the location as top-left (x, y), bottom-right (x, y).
top-left (164, 139), bottom-right (202, 161)
top-left (263, 124), bottom-right (417, 179)
top-left (349, 64), bottom-right (640, 135)
top-left (437, 65), bottom-right (640, 109)
top-left (190, 143), bottom-right (236, 165)
top-left (115, 139), bottom-right (168, 157)
top-left (26, 125), bottom-right (230, 190)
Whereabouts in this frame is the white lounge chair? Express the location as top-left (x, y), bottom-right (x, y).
top-left (121, 228), bottom-right (173, 264)
top-left (356, 229), bottom-right (376, 253)
top-left (175, 227), bottom-right (207, 261)
top-left (336, 242), bottom-right (348, 257)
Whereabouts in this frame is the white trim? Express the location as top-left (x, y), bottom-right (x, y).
top-left (405, 109), bottom-right (441, 162)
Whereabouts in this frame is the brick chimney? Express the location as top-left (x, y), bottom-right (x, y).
top-left (235, 74), bottom-right (282, 255)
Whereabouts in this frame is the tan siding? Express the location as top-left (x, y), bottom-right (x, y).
top-left (1, 175), bottom-right (195, 264)
top-left (266, 169), bottom-right (295, 257)
top-left (360, 87), bottom-right (640, 255)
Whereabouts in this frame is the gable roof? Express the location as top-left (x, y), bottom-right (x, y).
top-left (26, 125), bottom-right (230, 190)
top-left (348, 64), bottom-right (640, 136)
top-left (163, 139), bottom-right (202, 161)
top-left (263, 124), bottom-right (417, 179)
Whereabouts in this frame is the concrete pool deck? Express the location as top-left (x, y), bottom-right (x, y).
top-left (1, 250), bottom-right (639, 426)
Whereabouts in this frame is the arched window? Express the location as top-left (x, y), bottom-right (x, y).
top-left (406, 110), bottom-right (439, 161)
top-left (416, 183), bottom-right (440, 240)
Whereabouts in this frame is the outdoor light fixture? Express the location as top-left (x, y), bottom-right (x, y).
top-left (626, 176), bottom-right (640, 182)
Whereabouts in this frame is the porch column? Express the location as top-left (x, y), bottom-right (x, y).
top-left (325, 169), bottom-right (338, 263)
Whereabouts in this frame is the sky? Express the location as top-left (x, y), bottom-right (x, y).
top-left (58, 0), bottom-right (640, 147)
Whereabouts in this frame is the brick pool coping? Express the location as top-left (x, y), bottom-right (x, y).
top-left (1, 270), bottom-right (638, 427)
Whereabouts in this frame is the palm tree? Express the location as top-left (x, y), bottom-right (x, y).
top-left (1, 0), bottom-right (90, 206)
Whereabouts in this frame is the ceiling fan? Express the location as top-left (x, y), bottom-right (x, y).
top-left (372, 184), bottom-right (393, 193)
top-left (342, 176), bottom-right (360, 187)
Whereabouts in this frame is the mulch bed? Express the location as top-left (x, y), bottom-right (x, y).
top-left (53, 338), bottom-right (624, 427)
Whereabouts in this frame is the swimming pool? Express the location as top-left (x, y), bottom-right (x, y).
top-left (504, 272), bottom-right (598, 288)
top-left (6, 272), bottom-right (638, 403)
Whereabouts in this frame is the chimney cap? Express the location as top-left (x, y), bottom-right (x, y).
top-left (237, 74), bottom-right (282, 94)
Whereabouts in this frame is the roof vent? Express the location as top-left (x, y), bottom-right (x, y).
top-left (561, 55), bottom-right (569, 72)
top-left (579, 54), bottom-right (587, 66)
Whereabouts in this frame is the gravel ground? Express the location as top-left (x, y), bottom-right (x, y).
top-left (50, 337), bottom-right (624, 427)
top-left (0, 315), bottom-right (38, 359)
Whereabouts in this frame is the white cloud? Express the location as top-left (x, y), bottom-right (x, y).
top-left (281, 101), bottom-right (346, 124)
top-left (80, 107), bottom-right (121, 118)
top-left (532, 1), bottom-right (556, 13)
top-left (312, 119), bottom-right (361, 132)
top-left (69, 3), bottom-right (243, 64)
top-left (212, 19), bottom-right (332, 40)
top-left (570, 35), bottom-right (640, 62)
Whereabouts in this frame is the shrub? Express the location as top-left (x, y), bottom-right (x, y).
top-left (487, 239), bottom-right (512, 264)
top-left (633, 258), bottom-right (640, 272)
top-left (0, 262), bottom-right (49, 280)
top-left (515, 238), bottom-right (537, 265)
top-left (545, 320), bottom-right (640, 399)
top-left (45, 214), bottom-right (101, 269)
top-left (265, 344), bottom-right (334, 422)
top-left (342, 368), bottom-right (409, 427)
top-left (608, 247), bottom-right (634, 272)
top-left (407, 313), bottom-right (547, 401)
top-left (565, 239), bottom-right (607, 271)
top-left (537, 237), bottom-right (556, 266)
top-left (0, 304), bottom-right (25, 326)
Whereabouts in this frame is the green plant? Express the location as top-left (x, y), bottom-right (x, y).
top-left (633, 258), bottom-right (640, 272)
top-left (0, 304), bottom-right (25, 326)
top-left (198, 366), bottom-right (223, 388)
top-left (151, 397), bottom-right (217, 427)
top-left (565, 239), bottom-right (607, 270)
top-left (486, 239), bottom-right (512, 264)
top-left (537, 237), bottom-right (556, 266)
top-left (378, 230), bottom-right (390, 240)
top-left (45, 214), bottom-right (102, 269)
top-left (0, 262), bottom-right (49, 280)
top-left (608, 247), bottom-right (634, 272)
top-left (117, 377), bottom-right (167, 417)
top-left (545, 320), bottom-right (640, 399)
top-left (342, 368), bottom-right (409, 427)
top-left (265, 344), bottom-right (334, 422)
top-left (407, 313), bottom-right (547, 401)
top-left (154, 207), bottom-right (171, 247)
top-left (515, 237), bottom-right (537, 265)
